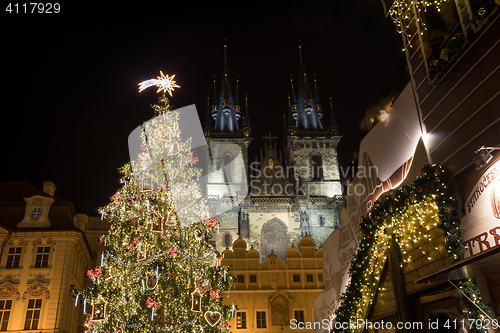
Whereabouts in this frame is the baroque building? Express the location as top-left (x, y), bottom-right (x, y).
top-left (222, 235), bottom-right (325, 332)
top-left (0, 182), bottom-right (92, 332)
top-left (204, 44), bottom-right (344, 260)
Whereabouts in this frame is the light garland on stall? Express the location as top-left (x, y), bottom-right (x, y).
top-left (388, 0), bottom-right (449, 51)
top-left (333, 164), bottom-right (477, 333)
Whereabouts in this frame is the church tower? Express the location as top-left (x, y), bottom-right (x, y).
top-left (204, 42), bottom-right (252, 247)
top-left (287, 42), bottom-right (342, 198)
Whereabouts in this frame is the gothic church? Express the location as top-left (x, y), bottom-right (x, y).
top-left (204, 44), bottom-right (344, 260)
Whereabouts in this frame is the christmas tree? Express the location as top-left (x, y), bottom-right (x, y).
top-left (77, 90), bottom-right (234, 333)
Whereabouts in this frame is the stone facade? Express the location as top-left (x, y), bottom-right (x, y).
top-left (204, 46), bottom-right (344, 260)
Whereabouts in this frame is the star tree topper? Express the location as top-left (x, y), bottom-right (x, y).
top-left (138, 71), bottom-right (180, 96)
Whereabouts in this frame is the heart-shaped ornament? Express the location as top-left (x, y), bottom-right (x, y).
top-left (204, 311), bottom-right (221, 326)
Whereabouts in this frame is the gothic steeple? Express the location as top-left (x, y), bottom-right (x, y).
top-left (211, 75), bottom-right (218, 122)
top-left (243, 93), bottom-right (250, 137)
top-left (314, 73), bottom-right (323, 125)
top-left (204, 92), bottom-right (212, 137)
top-left (212, 41), bottom-right (241, 133)
top-left (329, 93), bottom-right (339, 135)
top-left (291, 41), bottom-right (323, 132)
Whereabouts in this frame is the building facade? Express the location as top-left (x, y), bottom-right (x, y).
top-left (222, 235), bottom-right (325, 332)
top-left (204, 45), bottom-right (344, 260)
top-left (0, 182), bottom-right (93, 333)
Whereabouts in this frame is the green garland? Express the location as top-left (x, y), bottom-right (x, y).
top-left (428, 30), bottom-right (466, 81)
top-left (334, 164), bottom-right (466, 332)
top-left (453, 279), bottom-right (496, 333)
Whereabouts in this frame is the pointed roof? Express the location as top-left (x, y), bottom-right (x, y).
top-left (220, 41), bottom-right (234, 102)
top-left (292, 40), bottom-right (323, 132)
top-left (314, 73), bottom-right (321, 105)
top-left (211, 75), bottom-right (217, 106)
top-left (290, 75), bottom-right (297, 105)
top-left (329, 92), bottom-right (339, 132)
top-left (243, 93), bottom-right (250, 128)
top-left (235, 74), bottom-right (240, 106)
top-left (205, 92), bottom-right (211, 128)
top-left (212, 41), bottom-right (241, 134)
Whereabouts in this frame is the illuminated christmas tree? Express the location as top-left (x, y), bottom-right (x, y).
top-left (77, 84), bottom-right (234, 333)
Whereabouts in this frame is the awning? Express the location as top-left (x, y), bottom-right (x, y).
top-left (417, 245), bottom-right (500, 284)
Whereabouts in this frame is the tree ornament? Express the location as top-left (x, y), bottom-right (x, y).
top-left (150, 217), bottom-right (163, 233)
top-left (165, 212), bottom-right (176, 226)
top-left (204, 311), bottom-right (221, 326)
top-left (191, 288), bottom-right (202, 312)
top-left (146, 272), bottom-right (158, 289)
top-left (195, 278), bottom-right (211, 294)
top-left (92, 295), bottom-right (107, 321)
top-left (137, 243), bottom-right (147, 261)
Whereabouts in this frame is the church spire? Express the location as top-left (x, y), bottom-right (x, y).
top-left (293, 40), bottom-right (323, 132)
top-left (243, 93), bottom-right (251, 138)
top-left (211, 75), bottom-right (218, 123)
top-left (204, 92), bottom-right (211, 137)
top-left (329, 92), bottom-right (339, 135)
top-left (314, 73), bottom-right (323, 124)
top-left (212, 40), bottom-right (239, 133)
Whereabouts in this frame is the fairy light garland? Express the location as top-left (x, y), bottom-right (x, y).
top-left (104, 248), bottom-right (217, 266)
top-left (388, 0), bottom-right (449, 51)
top-left (334, 164), bottom-right (469, 332)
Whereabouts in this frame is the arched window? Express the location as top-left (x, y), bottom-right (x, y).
top-left (311, 153), bottom-right (323, 181)
top-left (224, 234), bottom-right (231, 247)
top-left (223, 154), bottom-right (233, 183)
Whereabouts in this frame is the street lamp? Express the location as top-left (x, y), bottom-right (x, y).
top-left (473, 146), bottom-right (500, 170)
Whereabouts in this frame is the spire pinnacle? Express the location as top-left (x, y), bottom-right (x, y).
top-left (224, 38), bottom-right (227, 64)
top-left (290, 74), bottom-right (297, 105)
top-left (235, 74), bottom-right (240, 106)
top-left (329, 92), bottom-right (338, 132)
top-left (298, 39), bottom-right (303, 64)
top-left (205, 92), bottom-right (211, 128)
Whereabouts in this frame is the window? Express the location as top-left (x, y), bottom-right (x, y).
top-left (24, 299), bottom-right (42, 330)
top-left (294, 310), bottom-right (304, 324)
top-left (319, 216), bottom-right (324, 226)
top-left (224, 234), bottom-right (231, 247)
top-left (311, 154), bottom-right (323, 180)
top-left (293, 274), bottom-right (300, 283)
top-left (35, 247), bottom-right (50, 268)
top-left (256, 311), bottom-right (267, 328)
top-left (236, 311), bottom-right (247, 329)
top-left (318, 274), bottom-right (323, 282)
top-left (250, 275), bottom-right (256, 283)
top-left (31, 207), bottom-right (42, 218)
top-left (237, 275), bottom-right (245, 283)
top-left (6, 247), bottom-right (22, 268)
top-left (306, 274), bottom-right (314, 282)
top-left (0, 300), bottom-right (12, 331)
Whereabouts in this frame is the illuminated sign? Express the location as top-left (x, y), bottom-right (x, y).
top-left (461, 157), bottom-right (500, 257)
top-left (138, 71), bottom-right (180, 96)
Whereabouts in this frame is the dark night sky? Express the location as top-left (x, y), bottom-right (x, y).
top-left (1, 1), bottom-right (408, 216)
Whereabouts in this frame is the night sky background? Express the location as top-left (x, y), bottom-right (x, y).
top-left (2, 1), bottom-right (408, 216)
